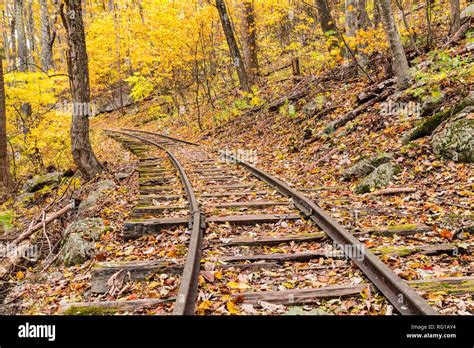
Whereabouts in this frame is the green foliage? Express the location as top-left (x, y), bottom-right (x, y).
top-left (0, 211), bottom-right (13, 232)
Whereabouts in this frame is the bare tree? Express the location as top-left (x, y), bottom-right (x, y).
top-left (345, 0), bottom-right (371, 75)
top-left (0, 48), bottom-right (13, 192)
top-left (449, 0), bottom-right (461, 34)
top-left (378, 0), bottom-right (412, 89)
top-left (40, 0), bottom-right (55, 70)
top-left (241, 0), bottom-right (259, 83)
top-left (59, 0), bottom-right (102, 179)
top-left (216, 0), bottom-right (250, 92)
top-left (315, 0), bottom-right (337, 34)
top-left (14, 0), bottom-right (29, 71)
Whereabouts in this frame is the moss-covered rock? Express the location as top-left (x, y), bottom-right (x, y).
top-left (355, 163), bottom-right (401, 194)
top-left (403, 92), bottom-right (474, 143)
top-left (61, 233), bottom-right (94, 266)
top-left (65, 218), bottom-right (105, 242)
top-left (342, 152), bottom-right (393, 180)
top-left (432, 106), bottom-right (474, 163)
top-left (23, 172), bottom-right (63, 193)
top-left (78, 180), bottom-right (116, 212)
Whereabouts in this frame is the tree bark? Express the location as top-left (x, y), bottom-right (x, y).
top-left (0, 51), bottom-right (13, 192)
top-left (241, 0), bottom-right (259, 83)
top-left (345, 0), bottom-right (370, 75)
top-left (315, 0), bottom-right (337, 33)
top-left (378, 0), bottom-right (412, 89)
top-left (216, 0), bottom-right (250, 92)
top-left (40, 0), bottom-right (55, 71)
top-left (26, 0), bottom-right (35, 55)
top-left (14, 0), bottom-right (29, 71)
top-left (449, 0), bottom-right (461, 34)
top-left (59, 0), bottom-right (102, 179)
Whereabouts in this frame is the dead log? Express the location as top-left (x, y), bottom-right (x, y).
top-left (356, 79), bottom-right (395, 104)
top-left (445, 19), bottom-right (473, 47)
top-left (59, 298), bottom-right (173, 315)
top-left (323, 87), bottom-right (395, 134)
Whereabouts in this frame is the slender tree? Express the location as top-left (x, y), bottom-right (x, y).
top-left (40, 0), bottom-right (55, 71)
top-left (0, 49), bottom-right (13, 192)
top-left (345, 0), bottom-right (370, 75)
top-left (59, 0), bottom-right (102, 179)
top-left (378, 0), bottom-right (412, 89)
top-left (241, 0), bottom-right (259, 83)
top-left (449, 0), bottom-right (461, 34)
top-left (315, 0), bottom-right (337, 34)
top-left (216, 0), bottom-right (250, 92)
top-left (14, 0), bottom-right (29, 71)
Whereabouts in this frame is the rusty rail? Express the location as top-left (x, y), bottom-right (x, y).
top-left (106, 129), bottom-right (203, 315)
top-left (118, 128), bottom-right (439, 315)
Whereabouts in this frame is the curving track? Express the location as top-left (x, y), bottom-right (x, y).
top-left (98, 128), bottom-right (448, 316)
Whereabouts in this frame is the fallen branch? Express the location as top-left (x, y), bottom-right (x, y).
top-left (323, 87), bottom-right (395, 134)
top-left (0, 202), bottom-right (74, 279)
top-left (11, 202), bottom-right (74, 246)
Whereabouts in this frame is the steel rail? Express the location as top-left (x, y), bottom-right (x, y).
top-left (220, 151), bottom-right (438, 315)
top-left (110, 129), bottom-right (438, 315)
top-left (106, 129), bottom-right (203, 315)
top-left (121, 128), bottom-right (200, 146)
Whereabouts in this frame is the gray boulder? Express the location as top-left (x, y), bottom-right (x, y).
top-left (431, 106), bottom-right (474, 163)
top-left (461, 4), bottom-right (474, 20)
top-left (343, 153), bottom-right (393, 180)
top-left (61, 233), bottom-right (94, 266)
top-left (355, 163), bottom-right (401, 194)
top-left (65, 218), bottom-right (105, 242)
top-left (23, 172), bottom-right (62, 193)
top-left (78, 180), bottom-right (116, 212)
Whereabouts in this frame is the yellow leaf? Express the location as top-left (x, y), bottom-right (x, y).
top-left (215, 271), bottom-right (223, 280)
top-left (198, 300), bottom-right (212, 310)
top-left (226, 301), bottom-right (239, 315)
top-left (226, 281), bottom-right (250, 290)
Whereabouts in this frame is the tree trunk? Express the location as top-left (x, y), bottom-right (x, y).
top-left (26, 0), bottom-right (35, 55)
top-left (14, 0), bottom-right (29, 71)
top-left (345, 0), bottom-right (370, 76)
top-left (40, 0), bottom-right (54, 71)
top-left (216, 0), bottom-right (250, 92)
top-left (315, 0), bottom-right (337, 33)
top-left (0, 51), bottom-right (13, 192)
top-left (241, 0), bottom-right (259, 83)
top-left (449, 0), bottom-right (460, 34)
top-left (378, 0), bottom-right (412, 89)
top-left (59, 0), bottom-right (102, 179)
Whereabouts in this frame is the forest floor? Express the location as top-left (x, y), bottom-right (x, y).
top-left (2, 36), bottom-right (472, 315)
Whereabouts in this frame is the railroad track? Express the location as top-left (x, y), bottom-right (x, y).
top-left (60, 128), bottom-right (473, 315)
